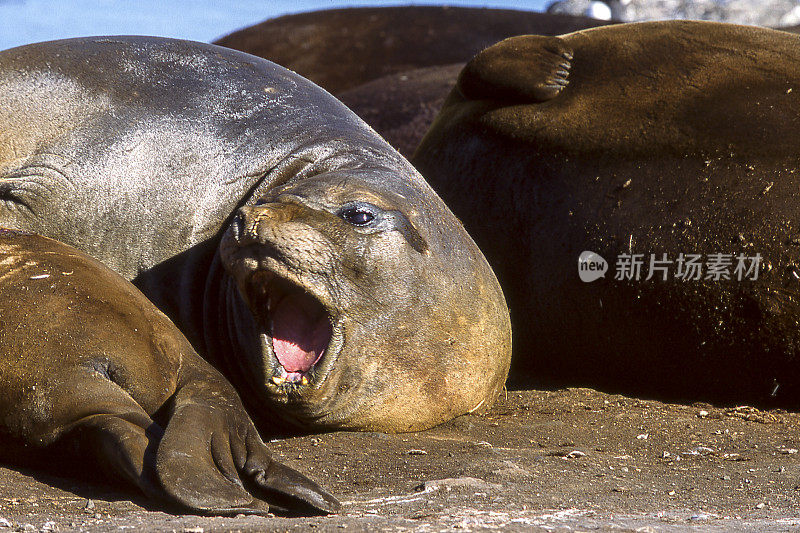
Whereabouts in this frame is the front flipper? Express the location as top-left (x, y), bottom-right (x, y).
top-left (457, 35), bottom-right (573, 103)
top-left (7, 349), bottom-right (338, 516)
top-left (16, 369), bottom-right (166, 501)
top-left (155, 367), bottom-right (340, 516)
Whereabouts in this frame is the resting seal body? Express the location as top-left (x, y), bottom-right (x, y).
top-left (0, 229), bottom-right (338, 515)
top-left (215, 7), bottom-right (611, 156)
top-left (337, 64), bottom-right (465, 158)
top-left (414, 21), bottom-right (800, 406)
top-left (214, 6), bottom-right (613, 94)
top-left (0, 37), bottom-right (510, 431)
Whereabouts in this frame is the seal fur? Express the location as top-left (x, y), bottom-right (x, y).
top-left (0, 37), bottom-right (511, 432)
top-left (414, 21), bottom-right (800, 405)
top-left (0, 229), bottom-right (339, 515)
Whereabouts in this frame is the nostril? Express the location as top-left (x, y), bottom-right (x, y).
top-left (231, 210), bottom-right (245, 241)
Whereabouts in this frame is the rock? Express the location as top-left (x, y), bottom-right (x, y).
top-left (587, 1), bottom-right (614, 19)
top-left (416, 477), bottom-right (503, 493)
top-left (547, 0), bottom-right (800, 27)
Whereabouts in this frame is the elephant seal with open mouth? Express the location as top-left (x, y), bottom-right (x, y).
top-left (0, 36), bottom-right (511, 511)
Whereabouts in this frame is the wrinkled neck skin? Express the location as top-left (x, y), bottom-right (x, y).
top-left (138, 144), bottom-right (413, 352)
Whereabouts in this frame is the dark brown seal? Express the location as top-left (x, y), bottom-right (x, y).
top-left (413, 21), bottom-right (800, 406)
top-left (337, 64), bottom-right (464, 158)
top-left (0, 229), bottom-right (339, 515)
top-left (214, 6), bottom-right (613, 94)
top-left (215, 7), bottom-right (610, 158)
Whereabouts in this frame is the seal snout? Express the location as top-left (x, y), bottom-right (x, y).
top-left (219, 197), bottom-right (351, 401)
top-left (231, 203), bottom-right (299, 246)
top-left (231, 210), bottom-right (246, 242)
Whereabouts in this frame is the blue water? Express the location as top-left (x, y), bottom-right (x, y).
top-left (0, 0), bottom-right (549, 51)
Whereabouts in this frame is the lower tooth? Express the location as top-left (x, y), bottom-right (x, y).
top-left (272, 376), bottom-right (286, 385)
top-left (301, 376), bottom-right (309, 385)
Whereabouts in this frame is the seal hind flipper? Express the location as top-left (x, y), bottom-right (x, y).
top-left (457, 35), bottom-right (572, 103)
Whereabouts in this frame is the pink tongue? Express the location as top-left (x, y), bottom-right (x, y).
top-left (272, 295), bottom-right (331, 373)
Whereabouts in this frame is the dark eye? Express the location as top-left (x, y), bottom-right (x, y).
top-left (340, 205), bottom-right (376, 226)
top-left (254, 198), bottom-right (267, 206)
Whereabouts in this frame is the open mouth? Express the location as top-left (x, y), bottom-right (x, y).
top-left (247, 270), bottom-right (335, 386)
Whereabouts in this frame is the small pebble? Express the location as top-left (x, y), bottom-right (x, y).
top-left (0, 518), bottom-right (10, 528)
top-left (756, 503), bottom-right (766, 509)
top-left (407, 449), bottom-right (427, 455)
top-left (41, 522), bottom-right (56, 532)
top-left (182, 528), bottom-right (204, 533)
top-left (563, 450), bottom-right (586, 459)
top-left (84, 500), bottom-right (95, 510)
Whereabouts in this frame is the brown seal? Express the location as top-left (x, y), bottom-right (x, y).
top-left (0, 229), bottom-right (339, 515)
top-left (214, 6), bottom-right (613, 94)
top-left (337, 64), bottom-right (464, 158)
top-left (214, 171), bottom-right (511, 432)
top-left (215, 7), bottom-right (611, 157)
top-left (413, 21), bottom-right (800, 406)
